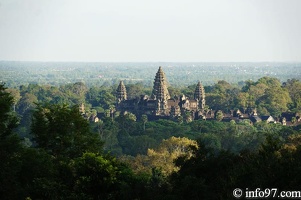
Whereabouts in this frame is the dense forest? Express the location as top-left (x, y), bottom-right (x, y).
top-left (1, 63), bottom-right (301, 199)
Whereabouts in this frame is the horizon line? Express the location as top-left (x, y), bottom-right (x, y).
top-left (1, 60), bottom-right (301, 63)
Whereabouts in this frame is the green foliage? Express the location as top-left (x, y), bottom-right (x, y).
top-left (215, 110), bottom-right (224, 121)
top-left (0, 83), bottom-right (23, 199)
top-left (284, 79), bottom-right (301, 112)
top-left (147, 136), bottom-right (198, 175)
top-left (71, 152), bottom-right (119, 199)
top-left (0, 84), bottom-right (19, 137)
top-left (126, 82), bottom-right (151, 99)
top-left (31, 103), bottom-right (104, 159)
top-left (86, 86), bottom-right (116, 110)
top-left (168, 135), bottom-right (301, 199)
top-left (3, 78), bottom-right (301, 199)
top-left (3, 68), bottom-right (301, 200)
top-left (238, 77), bottom-right (292, 116)
top-left (0, 84), bottom-right (57, 199)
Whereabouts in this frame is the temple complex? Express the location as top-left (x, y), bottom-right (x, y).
top-left (82, 66), bottom-right (300, 125)
top-left (116, 66), bottom-right (206, 120)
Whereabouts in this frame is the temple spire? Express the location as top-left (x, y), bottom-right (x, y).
top-left (116, 81), bottom-right (127, 102)
top-left (194, 81), bottom-right (205, 109)
top-left (152, 66), bottom-right (170, 101)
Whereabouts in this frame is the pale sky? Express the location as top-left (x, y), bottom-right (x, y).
top-left (0, 0), bottom-right (300, 62)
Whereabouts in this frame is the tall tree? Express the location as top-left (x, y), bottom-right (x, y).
top-left (141, 114), bottom-right (148, 131)
top-left (284, 79), bottom-right (301, 112)
top-left (259, 87), bottom-right (292, 116)
top-left (31, 103), bottom-right (103, 159)
top-left (0, 84), bottom-right (19, 137)
top-left (0, 83), bottom-right (23, 199)
top-left (5, 88), bottom-right (21, 112)
top-left (147, 136), bottom-right (198, 175)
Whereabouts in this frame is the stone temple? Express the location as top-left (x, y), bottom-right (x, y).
top-left (116, 66), bottom-right (206, 120)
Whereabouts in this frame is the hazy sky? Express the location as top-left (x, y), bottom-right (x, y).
top-left (0, 0), bottom-right (300, 62)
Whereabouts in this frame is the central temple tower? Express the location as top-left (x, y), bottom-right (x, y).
top-left (152, 66), bottom-right (170, 100)
top-left (116, 81), bottom-right (127, 103)
top-left (152, 66), bottom-right (170, 115)
top-left (194, 81), bottom-right (206, 110)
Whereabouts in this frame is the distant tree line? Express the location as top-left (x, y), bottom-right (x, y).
top-left (2, 61), bottom-right (301, 88)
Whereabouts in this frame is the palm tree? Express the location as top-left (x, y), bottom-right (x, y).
top-left (141, 114), bottom-right (148, 131)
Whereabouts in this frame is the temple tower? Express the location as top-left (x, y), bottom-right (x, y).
top-left (194, 81), bottom-right (205, 110)
top-left (152, 66), bottom-right (170, 100)
top-left (116, 81), bottom-right (127, 103)
top-left (152, 67), bottom-right (170, 115)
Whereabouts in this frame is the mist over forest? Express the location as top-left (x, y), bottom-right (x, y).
top-left (1, 61), bottom-right (301, 87)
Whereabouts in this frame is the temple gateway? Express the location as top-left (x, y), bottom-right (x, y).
top-left (116, 66), bottom-right (206, 120)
